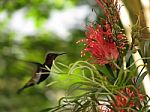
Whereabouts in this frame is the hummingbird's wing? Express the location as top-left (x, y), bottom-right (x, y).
top-left (4, 55), bottom-right (42, 66)
top-left (19, 59), bottom-right (42, 66)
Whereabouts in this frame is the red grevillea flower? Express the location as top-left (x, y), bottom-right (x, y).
top-left (110, 87), bottom-right (145, 111)
top-left (77, 23), bottom-right (119, 65)
top-left (98, 87), bottom-right (145, 112)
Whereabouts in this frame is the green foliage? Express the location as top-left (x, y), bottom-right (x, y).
top-left (42, 60), bottom-right (150, 112)
top-left (42, 61), bottom-right (111, 112)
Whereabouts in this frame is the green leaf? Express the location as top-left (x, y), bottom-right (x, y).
top-left (136, 71), bottom-right (148, 87)
top-left (105, 64), bottom-right (115, 83)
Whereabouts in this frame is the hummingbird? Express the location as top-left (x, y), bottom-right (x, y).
top-left (17, 52), bottom-right (66, 94)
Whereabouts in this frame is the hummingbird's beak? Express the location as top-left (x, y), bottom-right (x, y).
top-left (58, 52), bottom-right (67, 56)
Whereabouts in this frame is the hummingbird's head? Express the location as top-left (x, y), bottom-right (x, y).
top-left (45, 52), bottom-right (66, 61)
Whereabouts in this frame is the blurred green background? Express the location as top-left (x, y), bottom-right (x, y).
top-left (0, 0), bottom-right (149, 112)
top-left (0, 0), bottom-right (94, 112)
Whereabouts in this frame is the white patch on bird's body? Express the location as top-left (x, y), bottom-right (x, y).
top-left (34, 71), bottom-right (42, 83)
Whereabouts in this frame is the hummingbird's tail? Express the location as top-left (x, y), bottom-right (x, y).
top-left (17, 86), bottom-right (26, 94)
top-left (17, 82), bottom-right (35, 94)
